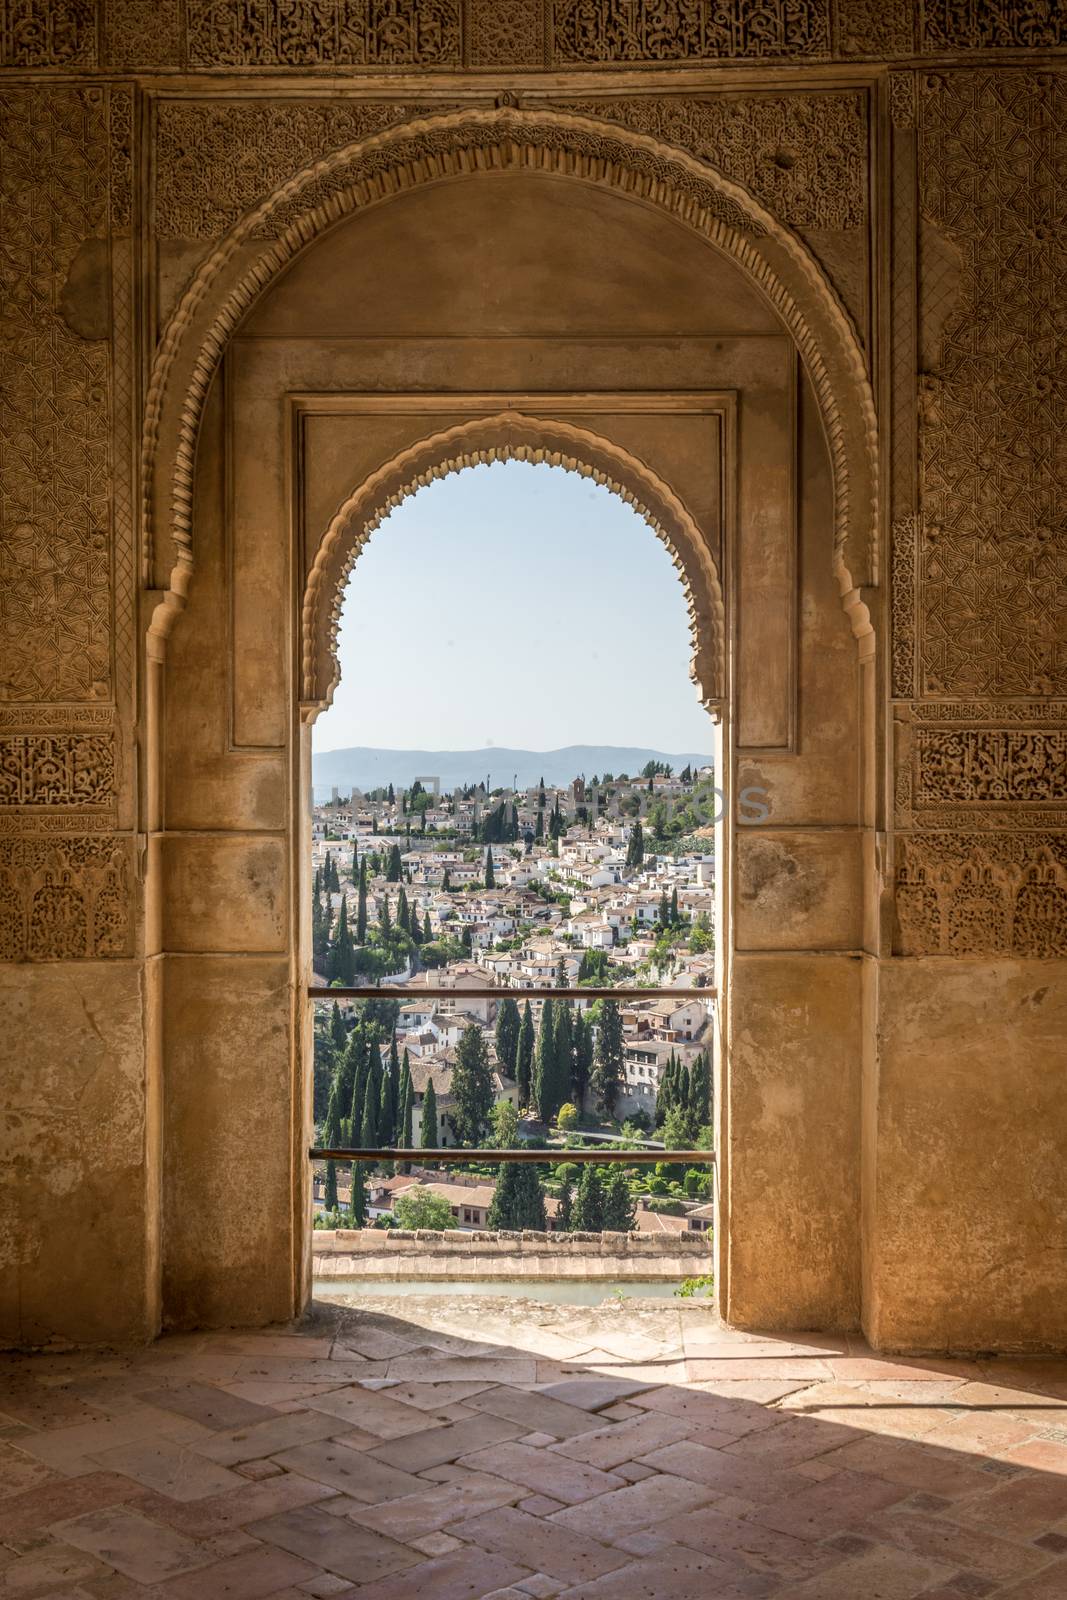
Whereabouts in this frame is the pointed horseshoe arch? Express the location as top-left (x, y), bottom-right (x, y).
top-left (302, 412), bottom-right (727, 720)
top-left (144, 107), bottom-right (879, 613)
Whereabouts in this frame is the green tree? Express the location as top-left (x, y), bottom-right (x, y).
top-left (394, 1186), bottom-right (453, 1230)
top-left (356, 857), bottom-right (368, 942)
top-left (398, 1049), bottom-right (414, 1167)
top-left (449, 1025), bottom-right (494, 1145)
top-left (421, 1077), bottom-right (439, 1151)
top-left (326, 896), bottom-right (355, 985)
top-left (625, 819), bottom-right (644, 869)
top-left (378, 892), bottom-right (391, 938)
top-left (494, 996), bottom-right (521, 1081)
top-left (423, 911), bottom-right (433, 942)
top-left (603, 1166), bottom-right (637, 1232)
top-left (557, 1178), bottom-right (574, 1231)
top-left (346, 1029), bottom-right (371, 1131)
top-left (491, 1097), bottom-right (518, 1149)
top-left (572, 1009), bottom-right (594, 1108)
top-left (349, 1162), bottom-right (367, 1226)
top-left (555, 954), bottom-right (568, 990)
top-left (359, 1069), bottom-right (378, 1150)
top-left (329, 1001), bottom-right (347, 1053)
top-left (533, 998), bottom-right (556, 1122)
top-left (396, 886), bottom-right (409, 933)
top-left (549, 1003), bottom-right (574, 1124)
top-left (657, 890), bottom-right (671, 930)
top-left (323, 1159), bottom-right (338, 1212)
top-left (442, 868), bottom-right (451, 891)
top-left (386, 844), bottom-right (402, 882)
top-left (312, 872), bottom-right (330, 972)
top-left (488, 1162), bottom-right (547, 1229)
top-left (378, 1060), bottom-right (395, 1147)
top-left (690, 1051), bottom-right (711, 1125)
top-left (557, 1101), bottom-right (579, 1132)
top-left (484, 846), bottom-right (495, 888)
top-left (670, 886), bottom-right (680, 926)
top-left (573, 1165), bottom-right (605, 1231)
top-left (591, 998), bottom-right (624, 1117)
top-left (516, 1000), bottom-right (535, 1107)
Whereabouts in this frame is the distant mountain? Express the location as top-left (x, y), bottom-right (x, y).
top-left (312, 745), bottom-right (713, 800)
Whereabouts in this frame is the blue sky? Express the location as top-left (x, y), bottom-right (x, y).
top-left (315, 460), bottom-right (714, 754)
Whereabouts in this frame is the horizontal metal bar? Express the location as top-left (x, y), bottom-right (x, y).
top-left (309, 986), bottom-right (713, 1002)
top-left (310, 1147), bottom-right (714, 1165)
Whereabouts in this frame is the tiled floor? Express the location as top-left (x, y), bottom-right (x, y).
top-left (2, 1294), bottom-right (1067, 1598)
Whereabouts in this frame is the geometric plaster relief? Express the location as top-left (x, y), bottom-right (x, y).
top-left (0, 836), bottom-right (132, 960)
top-left (891, 514), bottom-right (917, 700)
top-left (558, 93), bottom-right (867, 232)
top-left (835, 0), bottom-right (913, 58)
top-left (0, 1), bottom-right (96, 66)
top-left (921, 2), bottom-right (1067, 52)
top-left (186, 0), bottom-right (462, 66)
top-left (469, 0), bottom-right (547, 65)
top-left (918, 71), bottom-right (1067, 697)
top-left (103, 0), bottom-right (183, 68)
top-left (895, 832), bottom-right (1067, 957)
top-left (0, 733), bottom-right (116, 809)
top-left (914, 729), bottom-right (1067, 806)
top-left (0, 87), bottom-right (112, 704)
top-left (155, 102), bottom-right (455, 239)
top-left (553, 0), bottom-right (830, 62)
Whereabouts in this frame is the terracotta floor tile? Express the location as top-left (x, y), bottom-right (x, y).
top-left (343, 1546), bottom-right (528, 1600)
top-left (463, 1387), bottom-right (605, 1440)
top-left (367, 1412), bottom-right (525, 1473)
top-left (0, 1380), bottom-right (106, 1432)
top-left (685, 1358), bottom-right (836, 1383)
top-left (634, 1383), bottom-right (782, 1438)
top-left (384, 1359), bottom-right (538, 1385)
top-left (637, 1439), bottom-right (799, 1503)
top-left (88, 1438), bottom-right (244, 1502)
top-left (128, 1470), bottom-right (335, 1536)
top-left (750, 1466), bottom-right (913, 1541)
top-left (723, 1415), bottom-right (862, 1467)
top-left (233, 1360), bottom-right (381, 1387)
top-left (376, 1381), bottom-right (493, 1412)
top-left (921, 1413), bottom-right (1040, 1460)
top-left (548, 1541), bottom-right (743, 1600)
top-left (0, 1441), bottom-right (58, 1500)
top-left (14, 1406), bottom-right (210, 1473)
top-left (456, 1441), bottom-right (624, 1505)
top-left (549, 1410), bottom-right (694, 1468)
top-left (815, 1435), bottom-right (992, 1499)
top-left (993, 1558), bottom-right (1067, 1596)
top-left (304, 1385), bottom-right (448, 1439)
top-left (770, 1542), bottom-right (955, 1599)
top-left (246, 1502), bottom-right (419, 1584)
top-left (1005, 1440), bottom-right (1067, 1475)
top-left (194, 1410), bottom-right (347, 1465)
top-left (0, 1471), bottom-right (143, 1541)
top-left (659, 1503), bottom-right (836, 1578)
top-left (548, 1471), bottom-right (716, 1542)
top-left (159, 1543), bottom-right (320, 1598)
top-left (410, 1530), bottom-right (462, 1555)
top-left (273, 1439), bottom-right (427, 1501)
top-left (348, 1473), bottom-right (521, 1539)
top-left (138, 1383), bottom-right (278, 1432)
top-left (532, 1379), bottom-right (655, 1412)
top-left (451, 1504), bottom-right (628, 1584)
top-left (51, 1505), bottom-right (213, 1584)
top-left (0, 1537), bottom-right (108, 1593)
top-left (858, 1507), bottom-right (1053, 1584)
top-left (947, 1471), bottom-right (1067, 1537)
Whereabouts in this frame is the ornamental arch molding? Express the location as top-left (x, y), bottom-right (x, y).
top-left (143, 107), bottom-right (879, 610)
top-left (301, 413), bottom-right (727, 719)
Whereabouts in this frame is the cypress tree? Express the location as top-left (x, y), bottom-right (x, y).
top-left (388, 1034), bottom-right (401, 1132)
top-left (603, 1166), bottom-right (637, 1232)
top-left (327, 896), bottom-right (355, 985)
top-left (625, 819), bottom-right (644, 869)
top-left (670, 886), bottom-right (680, 926)
top-left (573, 1165), bottom-right (605, 1231)
top-left (449, 1025), bottom-right (494, 1146)
top-left (345, 1029), bottom-right (370, 1130)
top-left (484, 846), bottom-right (495, 888)
top-left (488, 1162), bottom-right (547, 1230)
top-left (351, 845), bottom-right (359, 883)
top-left (535, 810), bottom-right (544, 841)
top-left (442, 868), bottom-right (451, 891)
top-left (516, 1000), bottom-right (535, 1107)
top-left (399, 1049), bottom-right (414, 1166)
top-left (658, 890), bottom-right (670, 930)
top-left (423, 910), bottom-right (433, 942)
top-left (591, 998), bottom-right (624, 1117)
top-left (397, 886), bottom-right (409, 933)
top-left (359, 1069), bottom-right (378, 1150)
top-left (349, 1162), bottom-right (367, 1226)
top-left (323, 1159), bottom-right (338, 1213)
top-left (555, 954), bottom-right (568, 990)
top-left (386, 844), bottom-right (402, 882)
top-left (378, 1064), bottom-right (394, 1147)
top-left (572, 1010), bottom-right (594, 1109)
top-left (312, 871), bottom-right (329, 971)
top-left (557, 1178), bottom-right (574, 1231)
top-left (550, 1003), bottom-right (574, 1124)
top-left (329, 1000), bottom-right (347, 1053)
top-left (494, 996), bottom-right (521, 1080)
top-left (533, 998), bottom-right (556, 1121)
top-left (421, 1077), bottom-right (438, 1151)
top-left (356, 857), bottom-right (368, 942)
top-left (677, 1055), bottom-right (691, 1110)
top-left (690, 1050), bottom-right (712, 1126)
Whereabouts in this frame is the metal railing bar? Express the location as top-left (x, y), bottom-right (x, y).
top-left (309, 986), bottom-right (713, 1001)
top-left (310, 1146), bottom-right (714, 1165)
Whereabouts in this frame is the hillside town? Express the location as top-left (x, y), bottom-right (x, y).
top-left (311, 765), bottom-right (717, 1231)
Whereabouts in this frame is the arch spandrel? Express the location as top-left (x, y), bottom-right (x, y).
top-left (144, 107), bottom-right (878, 607)
top-left (300, 413), bottom-right (726, 722)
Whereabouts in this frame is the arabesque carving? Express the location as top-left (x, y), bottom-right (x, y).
top-left (469, 0), bottom-right (546, 64)
top-left (552, 0), bottom-right (829, 62)
top-left (304, 412), bottom-right (726, 719)
top-left (918, 71), bottom-right (1066, 697)
top-left (559, 92), bottom-right (866, 232)
top-left (921, 2), bottom-right (1067, 52)
top-left (890, 514), bottom-right (917, 699)
top-left (186, 0), bottom-right (461, 66)
top-left (0, 87), bottom-right (112, 704)
top-left (895, 834), bottom-right (1067, 957)
top-left (144, 108), bottom-right (878, 608)
top-left (0, 836), bottom-right (132, 960)
top-left (914, 730), bottom-right (1067, 807)
top-left (836, 0), bottom-right (913, 58)
top-left (0, 733), bottom-right (116, 809)
top-left (0, 1), bottom-right (96, 66)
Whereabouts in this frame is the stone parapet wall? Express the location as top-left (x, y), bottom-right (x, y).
top-left (313, 1228), bottom-right (710, 1280)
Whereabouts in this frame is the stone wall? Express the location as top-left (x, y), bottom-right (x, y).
top-left (1, 3), bottom-right (1064, 1352)
top-left (313, 1228), bottom-right (709, 1281)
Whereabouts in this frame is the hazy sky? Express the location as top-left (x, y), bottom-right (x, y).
top-left (315, 460), bottom-right (714, 755)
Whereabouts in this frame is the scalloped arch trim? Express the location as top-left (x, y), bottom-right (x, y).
top-left (144, 107), bottom-right (878, 598)
top-left (303, 413), bottom-right (726, 719)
